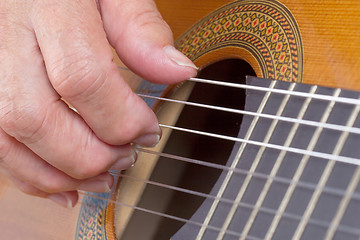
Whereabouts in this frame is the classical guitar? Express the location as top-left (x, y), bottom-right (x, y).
top-left (1, 0), bottom-right (360, 239)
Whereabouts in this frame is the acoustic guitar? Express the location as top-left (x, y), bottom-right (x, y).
top-left (1, 0), bottom-right (360, 239)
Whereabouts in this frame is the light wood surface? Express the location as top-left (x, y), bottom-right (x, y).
top-left (0, 176), bottom-right (81, 240)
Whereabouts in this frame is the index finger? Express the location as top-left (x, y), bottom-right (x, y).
top-left (32, 0), bottom-right (160, 146)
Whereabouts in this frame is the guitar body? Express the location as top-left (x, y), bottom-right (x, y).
top-left (156, 0), bottom-right (360, 90)
top-left (0, 0), bottom-right (360, 239)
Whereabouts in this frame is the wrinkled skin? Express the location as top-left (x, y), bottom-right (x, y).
top-left (0, 0), bottom-right (197, 207)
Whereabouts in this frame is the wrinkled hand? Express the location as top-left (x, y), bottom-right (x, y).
top-left (0, 0), bottom-right (197, 207)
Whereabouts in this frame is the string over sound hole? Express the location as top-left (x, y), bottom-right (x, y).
top-left (117, 59), bottom-right (255, 239)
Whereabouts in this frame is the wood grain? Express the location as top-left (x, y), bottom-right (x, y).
top-left (0, 175), bottom-right (81, 240)
top-left (156, 0), bottom-right (360, 91)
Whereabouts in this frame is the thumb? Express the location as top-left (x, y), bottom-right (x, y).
top-left (99, 0), bottom-right (198, 84)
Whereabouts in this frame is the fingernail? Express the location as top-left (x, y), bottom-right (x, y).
top-left (78, 179), bottom-right (112, 193)
top-left (49, 193), bottom-right (73, 208)
top-left (163, 45), bottom-right (198, 70)
top-left (134, 133), bottom-right (161, 147)
top-left (110, 152), bottom-right (137, 170)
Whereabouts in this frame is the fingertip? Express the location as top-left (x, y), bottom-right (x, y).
top-left (133, 132), bottom-right (161, 148)
top-left (110, 150), bottom-right (137, 170)
top-left (163, 45), bottom-right (198, 71)
top-left (48, 193), bottom-right (72, 208)
top-left (116, 42), bottom-right (198, 85)
top-left (48, 191), bottom-right (78, 208)
top-left (77, 172), bottom-right (114, 193)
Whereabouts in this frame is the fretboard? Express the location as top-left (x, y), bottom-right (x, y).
top-left (172, 76), bottom-right (360, 240)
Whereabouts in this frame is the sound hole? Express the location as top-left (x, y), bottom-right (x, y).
top-left (119, 59), bottom-right (255, 239)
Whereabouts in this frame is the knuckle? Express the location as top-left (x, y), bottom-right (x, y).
top-left (49, 54), bottom-right (110, 101)
top-left (72, 157), bottom-right (110, 180)
top-left (122, 1), bottom-right (168, 30)
top-left (0, 101), bottom-right (48, 144)
top-left (96, 93), bottom-right (146, 145)
top-left (69, 135), bottom-right (112, 179)
top-left (0, 130), bottom-right (12, 164)
top-left (102, 122), bottom-right (137, 145)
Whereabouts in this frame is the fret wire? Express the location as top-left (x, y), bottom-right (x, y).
top-left (79, 186), bottom-right (360, 238)
top-left (159, 124), bottom-right (360, 166)
top-left (188, 78), bottom-right (360, 106)
top-left (137, 148), bottom-right (360, 201)
top-left (78, 191), bottom-right (260, 240)
top-left (325, 167), bottom-right (360, 239)
top-left (216, 82), bottom-right (296, 240)
top-left (292, 96), bottom-right (360, 240)
top-left (240, 85), bottom-right (318, 240)
top-left (137, 94), bottom-right (360, 135)
top-left (196, 80), bottom-right (277, 240)
top-left (264, 88), bottom-right (342, 239)
top-left (121, 69), bottom-right (360, 237)
top-left (109, 171), bottom-right (360, 237)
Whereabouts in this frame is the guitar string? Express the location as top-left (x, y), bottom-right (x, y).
top-left (76, 109), bottom-right (359, 235)
top-left (113, 69), bottom-right (357, 236)
top-left (78, 191), bottom-right (254, 240)
top-left (130, 149), bottom-right (360, 238)
top-left (137, 94), bottom-right (360, 135)
top-left (158, 124), bottom-right (360, 166)
top-left (108, 170), bottom-right (360, 231)
top-left (187, 78), bottom-right (360, 106)
top-left (136, 79), bottom-right (360, 165)
top-left (78, 188), bottom-right (360, 238)
top-left (144, 83), bottom-right (359, 238)
top-left (65, 73), bottom-right (360, 199)
top-left (118, 65), bottom-right (360, 106)
top-left (106, 171), bottom-right (360, 237)
top-left (135, 148), bottom-right (360, 201)
top-left (141, 88), bottom-right (360, 238)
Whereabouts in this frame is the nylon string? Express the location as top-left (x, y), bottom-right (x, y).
top-left (78, 187), bottom-right (360, 239)
top-left (106, 170), bottom-right (360, 237)
top-left (81, 74), bottom-right (360, 238)
top-left (135, 148), bottom-right (360, 201)
top-left (137, 94), bottom-right (360, 135)
top-left (187, 78), bottom-right (360, 106)
top-left (136, 78), bottom-right (360, 166)
top-left (158, 124), bottom-right (360, 166)
top-left (103, 171), bottom-right (360, 238)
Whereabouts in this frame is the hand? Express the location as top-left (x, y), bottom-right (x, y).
top-left (0, 0), bottom-right (197, 208)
